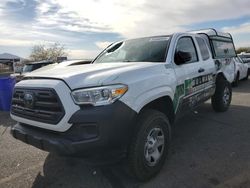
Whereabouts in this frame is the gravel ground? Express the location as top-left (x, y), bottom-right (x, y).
top-left (0, 80), bottom-right (250, 188)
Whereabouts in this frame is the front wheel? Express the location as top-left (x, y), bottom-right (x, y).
top-left (212, 79), bottom-right (232, 112)
top-left (127, 109), bottom-right (171, 181)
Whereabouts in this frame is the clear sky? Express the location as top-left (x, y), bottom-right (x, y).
top-left (0, 0), bottom-right (250, 59)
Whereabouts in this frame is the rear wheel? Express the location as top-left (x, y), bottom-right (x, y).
top-left (212, 78), bottom-right (232, 112)
top-left (127, 109), bottom-right (171, 181)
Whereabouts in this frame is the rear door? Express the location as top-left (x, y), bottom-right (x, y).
top-left (195, 36), bottom-right (216, 99)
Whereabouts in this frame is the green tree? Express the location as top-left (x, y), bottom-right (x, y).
top-left (30, 42), bottom-right (67, 62)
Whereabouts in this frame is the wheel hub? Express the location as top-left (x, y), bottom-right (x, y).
top-left (223, 87), bottom-right (230, 105)
top-left (144, 127), bottom-right (165, 166)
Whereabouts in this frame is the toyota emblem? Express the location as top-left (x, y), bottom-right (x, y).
top-left (23, 92), bottom-right (35, 108)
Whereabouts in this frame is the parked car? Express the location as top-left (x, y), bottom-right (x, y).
top-left (22, 60), bottom-right (55, 73)
top-left (14, 60), bottom-right (55, 82)
top-left (11, 29), bottom-right (235, 181)
top-left (232, 56), bottom-right (249, 86)
top-left (238, 52), bottom-right (250, 75)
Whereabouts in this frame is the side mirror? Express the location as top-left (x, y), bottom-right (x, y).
top-left (174, 51), bottom-right (192, 65)
top-left (215, 60), bottom-right (222, 70)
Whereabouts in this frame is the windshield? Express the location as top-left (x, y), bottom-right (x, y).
top-left (22, 65), bottom-right (34, 73)
top-left (22, 64), bottom-right (45, 73)
top-left (94, 36), bottom-right (171, 63)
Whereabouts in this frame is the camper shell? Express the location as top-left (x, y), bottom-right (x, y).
top-left (190, 28), bottom-right (237, 83)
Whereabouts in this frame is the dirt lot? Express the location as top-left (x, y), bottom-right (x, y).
top-left (1, 80), bottom-right (250, 188)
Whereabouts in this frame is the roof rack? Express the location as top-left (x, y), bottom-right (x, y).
top-left (188, 28), bottom-right (232, 39)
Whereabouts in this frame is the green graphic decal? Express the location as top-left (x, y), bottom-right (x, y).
top-left (173, 74), bottom-right (215, 114)
top-left (173, 84), bottom-right (185, 113)
top-left (184, 79), bottom-right (193, 95)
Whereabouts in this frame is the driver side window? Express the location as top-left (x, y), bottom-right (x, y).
top-left (175, 37), bottom-right (198, 64)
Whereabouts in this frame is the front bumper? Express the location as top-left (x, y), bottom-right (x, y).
top-left (11, 101), bottom-right (137, 156)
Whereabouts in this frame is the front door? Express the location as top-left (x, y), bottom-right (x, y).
top-left (173, 36), bottom-right (207, 114)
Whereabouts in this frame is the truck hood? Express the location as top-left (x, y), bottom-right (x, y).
top-left (24, 62), bottom-right (159, 90)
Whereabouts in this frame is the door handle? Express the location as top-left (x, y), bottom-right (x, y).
top-left (198, 68), bottom-right (205, 73)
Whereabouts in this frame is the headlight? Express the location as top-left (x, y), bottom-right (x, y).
top-left (71, 84), bottom-right (128, 106)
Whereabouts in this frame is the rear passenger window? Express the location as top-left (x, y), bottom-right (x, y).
top-left (196, 37), bottom-right (210, 60)
top-left (175, 37), bottom-right (198, 63)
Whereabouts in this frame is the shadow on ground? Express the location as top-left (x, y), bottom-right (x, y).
top-left (0, 112), bottom-right (15, 137)
top-left (0, 112), bottom-right (15, 127)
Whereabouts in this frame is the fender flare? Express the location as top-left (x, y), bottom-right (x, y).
top-left (217, 70), bottom-right (233, 83)
top-left (133, 86), bottom-right (174, 113)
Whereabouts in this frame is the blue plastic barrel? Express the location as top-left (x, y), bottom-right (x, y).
top-left (0, 77), bottom-right (16, 111)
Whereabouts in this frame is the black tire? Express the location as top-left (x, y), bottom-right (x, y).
top-left (212, 78), bottom-right (232, 112)
top-left (232, 72), bottom-right (239, 87)
top-left (127, 109), bottom-right (171, 181)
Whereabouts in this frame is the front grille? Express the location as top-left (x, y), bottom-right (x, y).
top-left (11, 88), bottom-right (65, 124)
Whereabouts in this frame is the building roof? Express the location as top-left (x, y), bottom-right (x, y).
top-left (0, 53), bottom-right (21, 60)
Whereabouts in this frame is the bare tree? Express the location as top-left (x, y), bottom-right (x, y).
top-left (29, 42), bottom-right (68, 62)
top-left (236, 47), bottom-right (250, 54)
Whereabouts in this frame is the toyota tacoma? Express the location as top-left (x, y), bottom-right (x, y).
top-left (10, 29), bottom-right (236, 180)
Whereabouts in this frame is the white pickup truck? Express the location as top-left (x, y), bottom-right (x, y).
top-left (238, 52), bottom-right (250, 75)
top-left (10, 29), bottom-right (236, 180)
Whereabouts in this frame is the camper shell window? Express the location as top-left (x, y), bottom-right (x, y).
top-left (210, 37), bottom-right (236, 58)
top-left (192, 29), bottom-right (237, 59)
